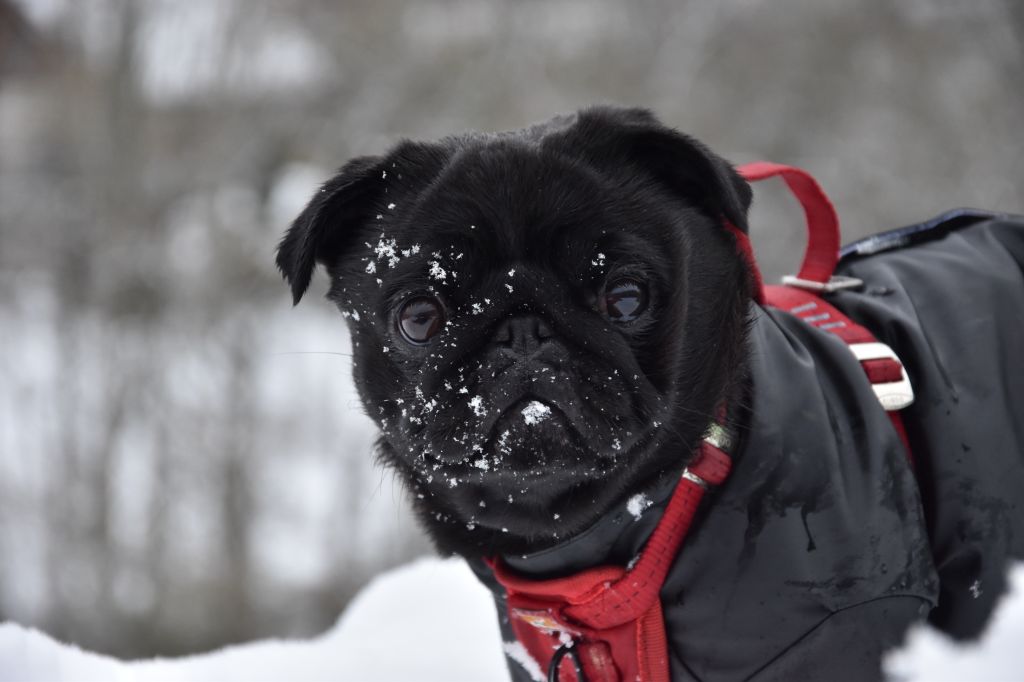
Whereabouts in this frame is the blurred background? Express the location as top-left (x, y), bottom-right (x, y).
top-left (0, 0), bottom-right (1021, 659)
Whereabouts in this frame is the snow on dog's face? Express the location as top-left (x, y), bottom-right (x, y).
top-left (277, 107), bottom-right (753, 556)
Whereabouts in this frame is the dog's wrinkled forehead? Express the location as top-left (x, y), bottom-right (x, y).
top-left (366, 143), bottom-right (674, 295)
top-left (409, 142), bottom-right (608, 254)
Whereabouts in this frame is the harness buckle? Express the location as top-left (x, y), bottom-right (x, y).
top-left (848, 341), bottom-right (915, 411)
top-left (681, 469), bottom-right (709, 490)
top-left (511, 608), bottom-right (576, 634)
top-left (702, 422), bottom-right (733, 451)
top-left (780, 274), bottom-right (863, 293)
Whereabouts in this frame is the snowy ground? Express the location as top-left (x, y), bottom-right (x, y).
top-left (884, 562), bottom-right (1024, 681)
top-left (2, 560), bottom-right (1022, 682)
top-left (0, 558), bottom-right (507, 682)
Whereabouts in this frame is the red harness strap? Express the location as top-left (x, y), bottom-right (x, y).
top-left (735, 162), bottom-right (915, 460)
top-left (489, 436), bottom-right (732, 682)
top-left (762, 284), bottom-right (914, 458)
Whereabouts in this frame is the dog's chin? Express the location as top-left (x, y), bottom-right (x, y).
top-left (391, 398), bottom-right (662, 557)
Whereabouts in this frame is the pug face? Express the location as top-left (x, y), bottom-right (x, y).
top-left (278, 107), bottom-right (753, 557)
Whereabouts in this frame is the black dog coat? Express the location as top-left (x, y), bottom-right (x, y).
top-left (472, 201), bottom-right (1024, 680)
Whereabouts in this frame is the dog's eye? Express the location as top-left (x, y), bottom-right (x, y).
top-left (603, 279), bottom-right (647, 323)
top-left (397, 296), bottom-right (446, 344)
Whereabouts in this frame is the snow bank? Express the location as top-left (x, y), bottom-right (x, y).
top-left (884, 562), bottom-right (1024, 682)
top-left (0, 558), bottom-right (507, 682)
top-left (3, 559), bottom-right (1023, 682)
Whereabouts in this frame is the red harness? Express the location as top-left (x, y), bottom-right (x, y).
top-left (489, 431), bottom-right (733, 682)
top-left (733, 162), bottom-right (914, 457)
top-left (488, 163), bottom-right (916, 682)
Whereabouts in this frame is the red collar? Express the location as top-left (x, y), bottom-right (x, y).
top-left (487, 426), bottom-right (733, 682)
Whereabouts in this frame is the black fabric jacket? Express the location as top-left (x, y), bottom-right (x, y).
top-left (471, 212), bottom-right (1024, 681)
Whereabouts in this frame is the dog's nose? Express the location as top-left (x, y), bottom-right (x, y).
top-left (494, 315), bottom-right (553, 357)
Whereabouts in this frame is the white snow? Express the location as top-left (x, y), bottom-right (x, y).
top-left (2, 557), bottom-right (1023, 682)
top-left (0, 558), bottom-right (507, 682)
top-left (885, 563), bottom-right (1024, 681)
top-left (626, 493), bottom-right (651, 519)
top-left (502, 640), bottom-right (543, 682)
top-left (429, 260), bottom-right (448, 281)
top-left (520, 400), bottom-right (551, 425)
top-left (468, 395), bottom-right (487, 417)
top-left (373, 237), bottom-right (400, 268)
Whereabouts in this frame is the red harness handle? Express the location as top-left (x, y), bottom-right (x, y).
top-left (737, 161), bottom-right (841, 286)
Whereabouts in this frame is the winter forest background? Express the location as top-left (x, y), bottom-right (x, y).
top-left (1, 0), bottom-right (1022, 659)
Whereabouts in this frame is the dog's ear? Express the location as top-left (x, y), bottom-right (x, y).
top-left (276, 155), bottom-right (384, 304)
top-left (559, 106), bottom-right (752, 232)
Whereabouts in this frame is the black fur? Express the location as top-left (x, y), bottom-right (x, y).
top-left (277, 106), bottom-right (753, 557)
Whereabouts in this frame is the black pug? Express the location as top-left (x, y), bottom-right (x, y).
top-left (278, 107), bottom-right (1024, 681)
